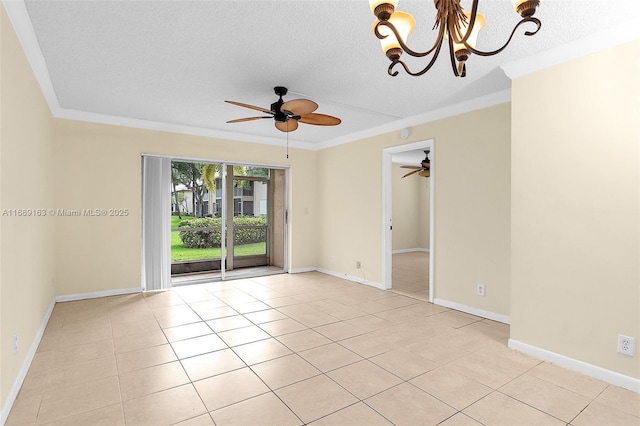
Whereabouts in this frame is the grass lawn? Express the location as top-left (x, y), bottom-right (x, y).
top-left (171, 215), bottom-right (266, 262)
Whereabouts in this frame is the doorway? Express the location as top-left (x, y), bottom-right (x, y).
top-left (167, 160), bottom-right (287, 285)
top-left (382, 140), bottom-right (434, 302)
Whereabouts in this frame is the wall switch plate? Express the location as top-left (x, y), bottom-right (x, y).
top-left (617, 335), bottom-right (636, 356)
top-left (476, 283), bottom-right (485, 297)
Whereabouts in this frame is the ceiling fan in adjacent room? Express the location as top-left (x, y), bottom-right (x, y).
top-left (225, 86), bottom-right (342, 132)
top-left (401, 150), bottom-right (430, 178)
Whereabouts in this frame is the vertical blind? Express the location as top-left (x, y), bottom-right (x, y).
top-left (141, 156), bottom-right (171, 291)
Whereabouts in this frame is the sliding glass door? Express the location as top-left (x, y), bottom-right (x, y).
top-left (169, 161), bottom-right (225, 280)
top-left (165, 159), bottom-right (286, 285)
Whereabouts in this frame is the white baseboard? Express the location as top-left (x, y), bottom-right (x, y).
top-left (392, 248), bottom-right (430, 254)
top-left (316, 268), bottom-right (384, 290)
top-left (0, 298), bottom-right (56, 425)
top-left (1, 286), bottom-right (142, 423)
top-left (433, 298), bottom-right (510, 324)
top-left (508, 339), bottom-right (640, 394)
top-left (55, 286), bottom-right (141, 302)
top-left (289, 267), bottom-right (384, 290)
top-left (288, 267), bottom-right (317, 274)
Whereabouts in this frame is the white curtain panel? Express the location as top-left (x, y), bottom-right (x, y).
top-left (141, 156), bottom-right (171, 291)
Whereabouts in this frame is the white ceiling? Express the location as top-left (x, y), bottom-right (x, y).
top-left (9, 0), bottom-right (637, 149)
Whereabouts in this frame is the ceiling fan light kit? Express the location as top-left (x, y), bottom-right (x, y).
top-left (225, 86), bottom-right (341, 133)
top-left (370, 0), bottom-right (541, 77)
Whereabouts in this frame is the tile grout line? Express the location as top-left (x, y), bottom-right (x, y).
top-left (107, 304), bottom-right (126, 425)
top-left (10, 274), bottom-right (635, 425)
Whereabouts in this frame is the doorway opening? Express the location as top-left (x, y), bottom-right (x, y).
top-left (382, 140), bottom-right (434, 302)
top-left (169, 160), bottom-right (287, 285)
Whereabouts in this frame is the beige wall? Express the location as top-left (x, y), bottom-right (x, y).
top-left (433, 106), bottom-right (511, 316)
top-left (53, 120), bottom-right (318, 296)
top-left (392, 163), bottom-right (428, 251)
top-left (0, 8), bottom-right (56, 408)
top-left (510, 41), bottom-right (640, 378)
top-left (317, 104), bottom-right (511, 317)
top-left (317, 139), bottom-right (383, 275)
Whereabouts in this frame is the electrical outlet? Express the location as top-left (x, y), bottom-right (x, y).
top-left (12, 334), bottom-right (19, 354)
top-left (617, 335), bottom-right (636, 356)
top-left (330, 255), bottom-right (335, 263)
top-left (476, 283), bottom-right (485, 297)
top-left (356, 261), bottom-right (361, 269)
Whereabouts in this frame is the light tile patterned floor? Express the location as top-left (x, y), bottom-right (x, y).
top-left (392, 252), bottom-right (429, 300)
top-left (7, 272), bottom-right (639, 425)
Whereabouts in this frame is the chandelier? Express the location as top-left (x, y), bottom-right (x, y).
top-left (370, 0), bottom-right (541, 77)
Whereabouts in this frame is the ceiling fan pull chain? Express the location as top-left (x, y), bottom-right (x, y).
top-left (286, 121), bottom-right (289, 159)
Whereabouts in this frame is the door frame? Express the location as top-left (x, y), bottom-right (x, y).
top-left (381, 139), bottom-right (435, 302)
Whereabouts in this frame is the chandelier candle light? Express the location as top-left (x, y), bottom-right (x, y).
top-left (370, 0), bottom-right (541, 77)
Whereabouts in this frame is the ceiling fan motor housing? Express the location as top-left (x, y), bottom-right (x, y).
top-left (271, 101), bottom-right (287, 122)
top-left (272, 87), bottom-right (288, 122)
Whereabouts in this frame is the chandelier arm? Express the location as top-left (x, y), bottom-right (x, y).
top-left (457, 0), bottom-right (481, 45)
top-left (447, 33), bottom-right (461, 77)
top-left (375, 20), bottom-right (445, 58)
top-left (464, 17), bottom-right (541, 57)
top-left (388, 37), bottom-right (446, 77)
top-left (388, 61), bottom-right (402, 76)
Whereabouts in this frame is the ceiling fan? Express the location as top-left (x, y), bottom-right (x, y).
top-left (225, 86), bottom-right (342, 132)
top-left (401, 150), bottom-right (430, 178)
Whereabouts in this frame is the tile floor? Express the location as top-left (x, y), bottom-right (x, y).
top-left (392, 252), bottom-right (429, 300)
top-left (6, 272), bottom-right (639, 425)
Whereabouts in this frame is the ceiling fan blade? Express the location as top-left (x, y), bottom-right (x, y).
top-left (281, 99), bottom-right (318, 116)
top-left (275, 120), bottom-right (298, 132)
top-left (226, 116), bottom-right (272, 123)
top-left (298, 113), bottom-right (341, 126)
top-left (419, 170), bottom-right (431, 177)
top-left (225, 100), bottom-right (274, 115)
top-left (400, 165), bottom-right (421, 169)
top-left (402, 169), bottom-right (423, 178)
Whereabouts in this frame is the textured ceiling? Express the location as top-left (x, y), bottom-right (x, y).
top-left (16, 0), bottom-right (637, 147)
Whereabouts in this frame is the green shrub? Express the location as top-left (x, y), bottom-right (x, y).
top-left (179, 216), bottom-right (267, 249)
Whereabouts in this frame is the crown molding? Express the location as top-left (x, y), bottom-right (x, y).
top-left (2, 0), bottom-right (61, 115)
top-left (55, 107), bottom-right (317, 151)
top-left (315, 89), bottom-right (512, 151)
top-left (502, 23), bottom-right (640, 79)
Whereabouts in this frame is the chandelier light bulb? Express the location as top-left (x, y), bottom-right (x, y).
top-left (373, 11), bottom-right (415, 58)
top-left (369, 0), bottom-right (398, 13)
top-left (369, 0), bottom-right (398, 20)
top-left (511, 0), bottom-right (540, 17)
top-left (452, 12), bottom-right (486, 53)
